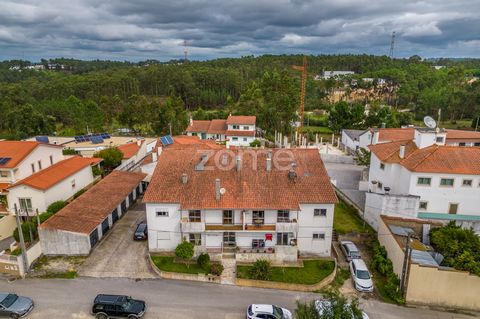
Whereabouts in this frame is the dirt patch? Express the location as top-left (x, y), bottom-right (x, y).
top-left (29, 256), bottom-right (86, 278)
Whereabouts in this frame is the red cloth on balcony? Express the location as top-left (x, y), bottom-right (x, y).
top-left (265, 233), bottom-right (273, 241)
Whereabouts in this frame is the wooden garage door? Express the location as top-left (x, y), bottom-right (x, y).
top-left (101, 218), bottom-right (110, 235)
top-left (112, 208), bottom-right (119, 223)
top-left (90, 229), bottom-right (99, 248)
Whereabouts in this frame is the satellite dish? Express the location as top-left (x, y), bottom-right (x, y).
top-left (424, 116), bottom-right (437, 129)
top-left (219, 188), bottom-right (226, 195)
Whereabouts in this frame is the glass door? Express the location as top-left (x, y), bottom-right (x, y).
top-left (223, 232), bottom-right (236, 247)
top-left (223, 210), bottom-right (234, 224)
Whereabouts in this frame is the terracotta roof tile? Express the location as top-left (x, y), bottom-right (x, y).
top-left (117, 141), bottom-right (143, 159)
top-left (377, 128), bottom-right (416, 143)
top-left (368, 140), bottom-right (417, 163)
top-left (40, 170), bottom-right (147, 234)
top-left (8, 156), bottom-right (102, 191)
top-left (207, 120), bottom-right (228, 134)
top-left (185, 120), bottom-right (211, 133)
top-left (143, 146), bottom-right (337, 209)
top-left (0, 183), bottom-right (9, 193)
top-left (225, 130), bottom-right (256, 137)
top-left (226, 115), bottom-right (256, 125)
top-left (0, 141), bottom-right (61, 168)
top-left (445, 129), bottom-right (480, 142)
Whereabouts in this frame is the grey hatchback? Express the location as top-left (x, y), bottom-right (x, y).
top-left (0, 293), bottom-right (34, 318)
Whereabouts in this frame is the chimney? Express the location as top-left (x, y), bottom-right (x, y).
top-left (152, 152), bottom-right (158, 162)
top-left (221, 154), bottom-right (228, 166)
top-left (136, 139), bottom-right (141, 146)
top-left (266, 151), bottom-right (272, 171)
top-left (288, 163), bottom-right (297, 181)
top-left (399, 145), bottom-right (406, 159)
top-left (372, 130), bottom-right (379, 145)
top-left (236, 155), bottom-right (241, 172)
top-left (215, 178), bottom-right (221, 200)
top-left (181, 173), bottom-right (188, 184)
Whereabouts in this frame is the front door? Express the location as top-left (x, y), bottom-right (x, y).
top-left (223, 232), bottom-right (236, 247)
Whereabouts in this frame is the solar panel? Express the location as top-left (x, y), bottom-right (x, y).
top-left (166, 135), bottom-right (174, 144)
top-left (35, 136), bottom-right (49, 143)
top-left (160, 135), bottom-right (174, 146)
top-left (91, 136), bottom-right (104, 144)
top-left (74, 136), bottom-right (83, 143)
top-left (0, 157), bottom-right (12, 165)
top-left (101, 133), bottom-right (111, 139)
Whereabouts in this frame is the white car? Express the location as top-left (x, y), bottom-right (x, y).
top-left (315, 299), bottom-right (369, 319)
top-left (340, 241), bottom-right (361, 261)
top-left (349, 259), bottom-right (374, 292)
top-left (246, 304), bottom-right (293, 319)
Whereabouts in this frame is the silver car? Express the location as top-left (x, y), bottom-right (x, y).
top-left (0, 293), bottom-right (34, 318)
top-left (340, 241), bottom-right (361, 262)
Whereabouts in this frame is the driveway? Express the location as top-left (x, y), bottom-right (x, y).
top-left (78, 201), bottom-right (157, 279)
top-left (324, 162), bottom-right (367, 210)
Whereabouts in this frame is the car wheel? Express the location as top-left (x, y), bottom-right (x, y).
top-left (10, 314), bottom-right (20, 319)
top-left (95, 313), bottom-right (108, 319)
top-left (128, 315), bottom-right (138, 319)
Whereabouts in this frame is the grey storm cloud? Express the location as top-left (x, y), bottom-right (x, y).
top-left (0, 0), bottom-right (479, 61)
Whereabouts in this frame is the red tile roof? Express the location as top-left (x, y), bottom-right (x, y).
top-left (185, 120), bottom-right (228, 135)
top-left (369, 142), bottom-right (480, 174)
top-left (40, 170), bottom-right (147, 234)
top-left (172, 136), bottom-right (223, 149)
top-left (374, 128), bottom-right (416, 143)
top-left (226, 115), bottom-right (256, 125)
top-left (8, 156), bottom-right (102, 191)
top-left (445, 129), bottom-right (480, 142)
top-left (207, 120), bottom-right (228, 134)
top-left (117, 140), bottom-right (143, 159)
top-left (0, 183), bottom-right (9, 193)
top-left (0, 141), bottom-right (61, 168)
top-left (185, 120), bottom-right (212, 133)
top-left (226, 130), bottom-right (256, 137)
top-left (143, 146), bottom-right (337, 209)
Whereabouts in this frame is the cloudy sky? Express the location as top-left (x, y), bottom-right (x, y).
top-left (0, 0), bottom-right (479, 61)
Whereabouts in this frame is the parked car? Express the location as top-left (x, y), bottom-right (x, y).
top-left (133, 222), bottom-right (148, 241)
top-left (349, 259), bottom-right (374, 292)
top-left (246, 304), bottom-right (293, 319)
top-left (0, 293), bottom-right (34, 318)
top-left (315, 299), bottom-right (369, 319)
top-left (92, 294), bottom-right (146, 319)
top-left (340, 241), bottom-right (361, 262)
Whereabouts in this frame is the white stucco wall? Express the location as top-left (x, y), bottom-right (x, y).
top-left (227, 136), bottom-right (255, 147)
top-left (146, 203), bottom-right (182, 252)
top-left (297, 203), bottom-right (334, 256)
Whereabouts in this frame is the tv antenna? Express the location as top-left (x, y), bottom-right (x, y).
top-left (423, 116), bottom-right (437, 129)
top-left (389, 31), bottom-right (396, 58)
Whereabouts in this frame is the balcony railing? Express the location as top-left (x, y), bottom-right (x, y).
top-left (180, 220), bottom-right (205, 232)
top-left (244, 224), bottom-right (276, 231)
top-left (276, 220), bottom-right (299, 233)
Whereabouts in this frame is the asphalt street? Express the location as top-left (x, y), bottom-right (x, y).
top-left (0, 277), bottom-right (476, 319)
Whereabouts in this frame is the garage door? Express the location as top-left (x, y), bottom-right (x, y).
top-left (136, 185), bottom-right (141, 195)
top-left (128, 192), bottom-right (134, 205)
top-left (121, 200), bottom-right (127, 213)
top-left (112, 208), bottom-right (119, 223)
top-left (101, 218), bottom-right (110, 235)
top-left (90, 229), bottom-right (99, 248)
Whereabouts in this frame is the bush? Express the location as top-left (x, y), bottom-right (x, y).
top-left (249, 259), bottom-right (271, 281)
top-left (62, 149), bottom-right (77, 155)
top-left (197, 253), bottom-right (211, 270)
top-left (73, 189), bottom-right (86, 199)
top-left (38, 212), bottom-right (54, 224)
top-left (91, 166), bottom-right (103, 177)
top-left (93, 147), bottom-right (123, 170)
top-left (210, 263), bottom-right (224, 276)
top-left (175, 241), bottom-right (194, 265)
top-left (46, 201), bottom-right (66, 214)
top-left (371, 243), bottom-right (405, 304)
top-left (384, 273), bottom-right (404, 304)
top-left (249, 139), bottom-right (261, 147)
top-left (13, 221), bottom-right (37, 243)
top-left (10, 248), bottom-right (22, 256)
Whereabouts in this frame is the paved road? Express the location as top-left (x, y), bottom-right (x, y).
top-left (78, 202), bottom-right (156, 279)
top-left (0, 278), bottom-right (476, 319)
top-left (324, 162), bottom-right (366, 210)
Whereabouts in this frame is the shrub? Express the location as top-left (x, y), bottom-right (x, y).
top-left (13, 221), bottom-right (37, 243)
top-left (46, 201), bottom-right (66, 214)
top-left (249, 259), bottom-right (271, 281)
top-left (62, 149), bottom-right (77, 155)
top-left (384, 273), bottom-right (404, 304)
top-left (93, 147), bottom-right (123, 170)
top-left (73, 189), bottom-right (86, 199)
top-left (210, 263), bottom-right (224, 276)
top-left (10, 248), bottom-right (22, 256)
top-left (91, 166), bottom-right (103, 177)
top-left (38, 212), bottom-right (54, 224)
top-left (197, 253), bottom-right (211, 270)
top-left (249, 139), bottom-right (261, 147)
top-left (175, 241), bottom-right (194, 266)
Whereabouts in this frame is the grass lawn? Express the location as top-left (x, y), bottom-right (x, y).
top-left (237, 260), bottom-right (335, 285)
top-left (413, 119), bottom-right (473, 130)
top-left (334, 200), bottom-right (373, 235)
top-left (151, 256), bottom-right (205, 274)
top-left (300, 126), bottom-right (334, 134)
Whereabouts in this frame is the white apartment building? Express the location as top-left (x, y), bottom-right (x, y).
top-left (143, 146), bottom-right (337, 263)
top-left (365, 128), bottom-right (480, 233)
top-left (185, 115), bottom-right (257, 147)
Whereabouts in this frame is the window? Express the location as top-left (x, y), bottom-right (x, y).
top-left (252, 211), bottom-right (265, 224)
top-left (313, 233), bottom-right (325, 240)
top-left (222, 210), bottom-right (234, 224)
top-left (19, 198), bottom-right (32, 212)
top-left (417, 177), bottom-right (431, 186)
top-left (462, 179), bottom-right (473, 187)
top-left (49, 155), bottom-right (53, 165)
top-left (474, 142), bottom-right (480, 147)
top-left (252, 239), bottom-right (265, 248)
top-left (243, 138), bottom-right (247, 142)
top-left (189, 233), bottom-right (201, 246)
top-left (31, 163), bottom-right (35, 173)
top-left (0, 171), bottom-right (8, 178)
top-left (380, 163), bottom-right (385, 170)
top-left (188, 210), bottom-right (201, 222)
top-left (71, 179), bottom-right (76, 188)
top-left (440, 178), bottom-right (454, 187)
top-left (38, 160), bottom-right (42, 170)
top-left (277, 210), bottom-right (290, 222)
top-left (232, 125), bottom-right (239, 129)
top-left (232, 137), bottom-right (238, 141)
top-left (378, 182), bottom-right (383, 190)
top-left (243, 126), bottom-right (249, 130)
top-left (436, 137), bottom-right (444, 143)
top-left (191, 132), bottom-right (197, 136)
top-left (459, 142), bottom-right (466, 147)
top-left (277, 232), bottom-right (289, 245)
top-left (419, 201), bottom-right (428, 210)
top-left (156, 211), bottom-right (168, 217)
top-left (449, 203), bottom-right (458, 214)
top-left (314, 208), bottom-right (327, 217)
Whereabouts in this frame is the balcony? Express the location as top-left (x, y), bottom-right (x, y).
top-left (180, 220), bottom-right (205, 232)
top-left (276, 220), bottom-right (298, 233)
top-left (205, 224), bottom-right (243, 231)
top-left (244, 224), bottom-right (276, 231)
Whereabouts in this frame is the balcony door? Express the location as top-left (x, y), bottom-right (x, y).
top-left (223, 210), bottom-right (234, 225)
top-left (223, 232), bottom-right (236, 247)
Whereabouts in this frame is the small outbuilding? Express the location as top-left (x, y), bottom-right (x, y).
top-left (39, 170), bottom-right (147, 256)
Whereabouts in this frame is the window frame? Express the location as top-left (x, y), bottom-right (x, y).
top-left (19, 198), bottom-right (32, 212)
top-left (419, 201), bottom-right (428, 210)
top-left (277, 210), bottom-right (290, 223)
top-left (440, 178), bottom-right (454, 187)
top-left (276, 232), bottom-right (290, 246)
top-left (417, 177), bottom-right (431, 186)
top-left (222, 210), bottom-right (234, 225)
top-left (49, 155), bottom-right (54, 165)
top-left (31, 163), bottom-right (35, 173)
top-left (188, 210), bottom-right (201, 222)
top-left (189, 233), bottom-right (202, 246)
top-left (435, 136), bottom-right (444, 143)
top-left (312, 233), bottom-right (325, 240)
top-left (462, 179), bottom-right (473, 187)
top-left (38, 160), bottom-right (42, 170)
top-left (448, 203), bottom-right (459, 215)
top-left (313, 208), bottom-right (327, 217)
top-left (0, 171), bottom-right (8, 178)
top-left (380, 163), bottom-right (385, 170)
top-left (156, 211), bottom-right (169, 217)
top-left (252, 210), bottom-right (265, 224)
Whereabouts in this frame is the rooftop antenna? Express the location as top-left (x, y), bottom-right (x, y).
top-left (183, 40), bottom-right (188, 63)
top-left (423, 116), bottom-right (437, 129)
top-left (389, 31), bottom-right (396, 59)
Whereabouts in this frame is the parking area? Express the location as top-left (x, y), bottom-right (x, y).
top-left (78, 201), bottom-right (157, 279)
top-left (324, 162), bottom-right (366, 210)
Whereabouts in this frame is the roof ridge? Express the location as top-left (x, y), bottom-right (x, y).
top-left (401, 144), bottom-right (438, 169)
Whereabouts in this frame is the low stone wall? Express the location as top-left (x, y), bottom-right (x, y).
top-left (236, 259), bottom-right (337, 292)
top-left (149, 256), bottom-right (220, 284)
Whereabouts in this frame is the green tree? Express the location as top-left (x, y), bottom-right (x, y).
top-left (295, 294), bottom-right (364, 319)
top-left (175, 241), bottom-right (194, 267)
top-left (249, 259), bottom-right (271, 280)
top-left (93, 148), bottom-right (123, 171)
top-left (46, 201), bottom-right (66, 214)
top-left (5, 104), bottom-right (55, 138)
top-left (353, 148), bottom-right (371, 166)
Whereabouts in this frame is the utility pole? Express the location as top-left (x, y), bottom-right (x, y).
top-left (14, 204), bottom-right (29, 275)
top-left (389, 31), bottom-right (396, 59)
top-left (168, 123), bottom-right (172, 136)
top-left (400, 232), bottom-right (411, 296)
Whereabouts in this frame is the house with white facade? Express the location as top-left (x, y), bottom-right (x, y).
top-left (185, 115), bottom-right (256, 147)
top-left (143, 145), bottom-right (337, 263)
top-left (0, 141), bottom-right (64, 213)
top-left (365, 128), bottom-right (480, 233)
top-left (116, 140), bottom-right (148, 171)
top-left (7, 156), bottom-right (102, 215)
top-left (315, 71), bottom-right (355, 80)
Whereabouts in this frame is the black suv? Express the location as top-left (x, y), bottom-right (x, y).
top-left (92, 294), bottom-right (146, 319)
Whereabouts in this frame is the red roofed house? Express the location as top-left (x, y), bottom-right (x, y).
top-left (143, 145), bottom-right (337, 263)
top-left (365, 128), bottom-right (480, 234)
top-left (185, 115), bottom-right (256, 147)
top-left (7, 156), bottom-right (102, 215)
top-left (116, 139), bottom-right (148, 170)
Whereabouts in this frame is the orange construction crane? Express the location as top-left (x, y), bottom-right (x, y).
top-left (291, 56), bottom-right (307, 132)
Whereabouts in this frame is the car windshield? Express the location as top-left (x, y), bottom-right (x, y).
top-left (122, 298), bottom-right (135, 311)
top-left (356, 269), bottom-right (371, 279)
top-left (0, 294), bottom-right (18, 308)
top-left (273, 305), bottom-right (284, 318)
